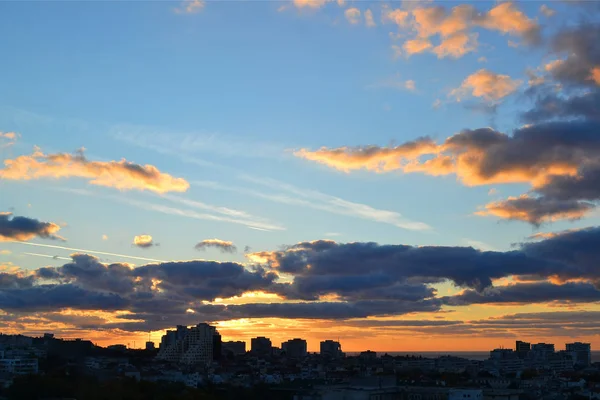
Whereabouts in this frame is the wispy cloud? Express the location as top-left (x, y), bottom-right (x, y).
top-left (51, 186), bottom-right (284, 232)
top-left (110, 125), bottom-right (285, 161)
top-left (111, 125), bottom-right (428, 231)
top-left (114, 196), bottom-right (284, 232)
top-left (367, 75), bottom-right (418, 92)
top-left (194, 176), bottom-right (431, 231)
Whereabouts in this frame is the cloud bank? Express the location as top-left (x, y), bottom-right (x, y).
top-left (0, 148), bottom-right (189, 194)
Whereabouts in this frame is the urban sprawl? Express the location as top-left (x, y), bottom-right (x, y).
top-left (1, 322), bottom-right (599, 399)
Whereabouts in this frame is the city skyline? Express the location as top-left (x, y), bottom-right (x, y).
top-left (1, 1), bottom-right (600, 352)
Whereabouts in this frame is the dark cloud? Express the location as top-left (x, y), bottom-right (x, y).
top-left (255, 240), bottom-right (555, 292)
top-left (0, 273), bottom-right (35, 289)
top-left (0, 284), bottom-right (129, 312)
top-left (194, 239), bottom-right (237, 253)
top-left (0, 212), bottom-right (63, 241)
top-left (537, 162), bottom-right (600, 202)
top-left (521, 91), bottom-right (600, 123)
top-left (3, 227), bottom-right (600, 331)
top-left (549, 23), bottom-right (600, 87)
top-left (479, 195), bottom-right (594, 226)
top-left (444, 282), bottom-right (600, 306)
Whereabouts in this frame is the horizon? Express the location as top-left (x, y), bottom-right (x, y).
top-left (2, 0), bottom-right (600, 353)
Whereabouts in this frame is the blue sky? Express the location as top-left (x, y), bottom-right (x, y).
top-left (1, 0), bottom-right (600, 349)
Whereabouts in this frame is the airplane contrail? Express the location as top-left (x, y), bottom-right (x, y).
top-left (9, 242), bottom-right (165, 263)
top-left (23, 252), bottom-right (72, 261)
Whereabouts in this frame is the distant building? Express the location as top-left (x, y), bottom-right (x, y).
top-left (548, 352), bottom-right (574, 372)
top-left (212, 332), bottom-right (221, 361)
top-left (222, 341), bottom-right (246, 356)
top-left (359, 350), bottom-right (377, 361)
top-left (531, 343), bottom-right (555, 360)
top-left (108, 344), bottom-right (127, 352)
top-left (566, 342), bottom-right (591, 367)
top-left (145, 341), bottom-right (155, 351)
top-left (320, 340), bottom-right (343, 358)
top-left (156, 323), bottom-right (220, 366)
top-left (515, 340), bottom-right (530, 359)
top-left (0, 358), bottom-right (38, 375)
top-left (282, 338), bottom-right (307, 359)
top-left (490, 348), bottom-right (516, 360)
top-left (251, 337), bottom-right (272, 358)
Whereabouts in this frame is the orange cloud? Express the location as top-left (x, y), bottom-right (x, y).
top-left (0, 148), bottom-right (189, 193)
top-left (476, 195), bottom-right (593, 225)
top-left (294, 138), bottom-right (439, 173)
top-left (0, 132), bottom-right (19, 148)
top-left (293, 0), bottom-right (330, 8)
top-left (450, 69), bottom-right (521, 101)
top-left (476, 2), bottom-right (540, 42)
top-left (294, 126), bottom-right (583, 188)
top-left (344, 7), bottom-right (361, 24)
top-left (412, 4), bottom-right (475, 38)
top-left (403, 38), bottom-right (433, 55)
top-left (528, 228), bottom-right (584, 241)
top-left (396, 2), bottom-right (537, 59)
top-left (590, 67), bottom-right (600, 85)
top-left (433, 32), bottom-right (478, 58)
top-left (383, 8), bottom-right (410, 26)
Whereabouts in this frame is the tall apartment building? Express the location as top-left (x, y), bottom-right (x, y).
top-left (566, 342), bottom-right (591, 367)
top-left (282, 338), bottom-right (307, 359)
top-left (320, 340), bottom-right (343, 358)
top-left (156, 323), bottom-right (221, 366)
top-left (515, 340), bottom-right (531, 359)
top-left (531, 343), bottom-right (555, 360)
top-left (250, 336), bottom-right (272, 358)
top-left (222, 341), bottom-right (246, 356)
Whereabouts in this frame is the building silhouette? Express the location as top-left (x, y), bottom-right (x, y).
top-left (515, 340), bottom-right (530, 359)
top-left (251, 337), bottom-right (272, 357)
top-left (320, 340), bottom-right (343, 358)
top-left (566, 342), bottom-right (591, 367)
top-left (222, 341), bottom-right (246, 356)
top-left (282, 338), bottom-right (307, 359)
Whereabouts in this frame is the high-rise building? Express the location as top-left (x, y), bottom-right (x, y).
top-left (212, 332), bottom-right (222, 361)
top-left (531, 343), bottom-right (555, 360)
top-left (251, 337), bottom-right (272, 357)
top-left (515, 341), bottom-right (530, 359)
top-left (320, 340), bottom-right (343, 358)
top-left (282, 338), bottom-right (307, 359)
top-left (566, 342), bottom-right (591, 366)
top-left (222, 341), bottom-right (246, 356)
top-left (156, 323), bottom-right (220, 366)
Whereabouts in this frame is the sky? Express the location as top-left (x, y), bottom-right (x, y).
top-left (1, 0), bottom-right (600, 352)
